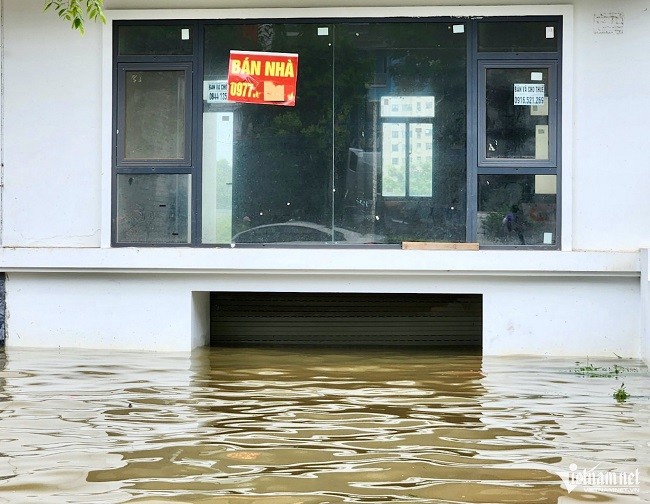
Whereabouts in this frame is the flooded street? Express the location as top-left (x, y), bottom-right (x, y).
top-left (0, 347), bottom-right (648, 503)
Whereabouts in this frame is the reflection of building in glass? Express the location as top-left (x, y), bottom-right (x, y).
top-left (381, 118), bottom-right (434, 198)
top-left (380, 96), bottom-right (436, 118)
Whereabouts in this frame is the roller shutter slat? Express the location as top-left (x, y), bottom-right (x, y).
top-left (211, 292), bottom-right (481, 347)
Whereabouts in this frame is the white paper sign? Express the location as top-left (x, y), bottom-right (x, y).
top-left (204, 80), bottom-right (228, 102)
top-left (513, 83), bottom-right (545, 106)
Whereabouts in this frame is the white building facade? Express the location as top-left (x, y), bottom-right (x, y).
top-left (0, 0), bottom-right (648, 359)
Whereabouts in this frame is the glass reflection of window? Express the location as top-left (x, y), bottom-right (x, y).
top-left (409, 123), bottom-right (433, 197)
top-left (381, 122), bottom-right (433, 198)
top-left (382, 123), bottom-right (406, 197)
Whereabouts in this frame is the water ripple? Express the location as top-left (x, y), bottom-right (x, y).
top-left (0, 347), bottom-right (647, 503)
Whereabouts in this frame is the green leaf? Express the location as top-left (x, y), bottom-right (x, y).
top-left (44, 0), bottom-right (106, 34)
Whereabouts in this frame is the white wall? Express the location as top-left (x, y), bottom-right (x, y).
top-left (2, 0), bottom-right (102, 247)
top-left (5, 270), bottom-right (640, 356)
top-left (571, 0), bottom-right (650, 251)
top-left (5, 272), bottom-right (194, 350)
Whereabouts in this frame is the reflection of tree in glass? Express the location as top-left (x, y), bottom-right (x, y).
top-left (383, 163), bottom-right (406, 196)
top-left (478, 175), bottom-right (555, 245)
top-left (409, 160), bottom-right (433, 197)
top-left (214, 159), bottom-right (232, 205)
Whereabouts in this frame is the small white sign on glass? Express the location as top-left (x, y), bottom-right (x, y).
top-left (513, 83), bottom-right (545, 106)
top-left (204, 80), bottom-right (229, 103)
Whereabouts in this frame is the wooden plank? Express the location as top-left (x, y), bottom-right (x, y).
top-left (401, 242), bottom-right (479, 251)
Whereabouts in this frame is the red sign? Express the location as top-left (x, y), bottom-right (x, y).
top-left (227, 50), bottom-right (299, 107)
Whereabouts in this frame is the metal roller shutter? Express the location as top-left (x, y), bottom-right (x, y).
top-left (211, 292), bottom-right (482, 347)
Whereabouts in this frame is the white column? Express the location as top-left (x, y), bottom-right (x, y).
top-left (641, 249), bottom-right (650, 364)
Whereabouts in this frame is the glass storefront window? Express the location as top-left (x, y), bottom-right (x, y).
top-left (200, 21), bottom-right (467, 245)
top-left (334, 22), bottom-right (466, 244)
top-left (477, 174), bottom-right (556, 246)
top-left (114, 17), bottom-right (560, 248)
top-left (201, 23), bottom-right (333, 245)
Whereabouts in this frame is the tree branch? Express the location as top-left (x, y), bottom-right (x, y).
top-left (44, 0), bottom-right (106, 35)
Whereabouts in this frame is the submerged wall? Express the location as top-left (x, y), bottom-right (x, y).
top-left (1, 248), bottom-right (642, 355)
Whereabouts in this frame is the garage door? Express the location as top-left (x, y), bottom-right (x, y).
top-left (211, 292), bottom-right (481, 347)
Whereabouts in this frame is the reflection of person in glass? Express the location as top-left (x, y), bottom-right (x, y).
top-left (502, 205), bottom-right (525, 245)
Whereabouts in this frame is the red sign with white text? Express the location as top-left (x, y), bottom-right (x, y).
top-left (227, 50), bottom-right (299, 107)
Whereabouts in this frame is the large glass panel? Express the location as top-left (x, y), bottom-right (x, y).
top-left (124, 70), bottom-right (187, 161)
top-left (477, 174), bottom-right (556, 246)
top-left (201, 23), bottom-right (333, 244)
top-left (118, 25), bottom-right (193, 55)
top-left (116, 174), bottom-right (191, 244)
top-left (334, 22), bottom-right (467, 243)
top-left (485, 67), bottom-right (550, 160)
top-left (478, 21), bottom-right (559, 52)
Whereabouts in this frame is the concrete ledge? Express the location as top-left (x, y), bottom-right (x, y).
top-left (0, 247), bottom-right (640, 277)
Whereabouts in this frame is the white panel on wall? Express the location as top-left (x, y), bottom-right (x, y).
top-left (2, 0), bottom-right (102, 247)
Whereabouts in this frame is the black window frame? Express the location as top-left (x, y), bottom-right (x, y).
top-left (467, 17), bottom-right (562, 249)
top-left (116, 62), bottom-right (194, 168)
top-left (112, 21), bottom-right (202, 247)
top-left (111, 16), bottom-right (563, 249)
top-left (478, 60), bottom-right (558, 168)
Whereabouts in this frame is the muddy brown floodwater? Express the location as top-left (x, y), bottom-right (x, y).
top-left (0, 347), bottom-right (648, 503)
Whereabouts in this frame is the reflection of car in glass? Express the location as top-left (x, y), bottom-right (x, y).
top-left (231, 221), bottom-right (386, 244)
